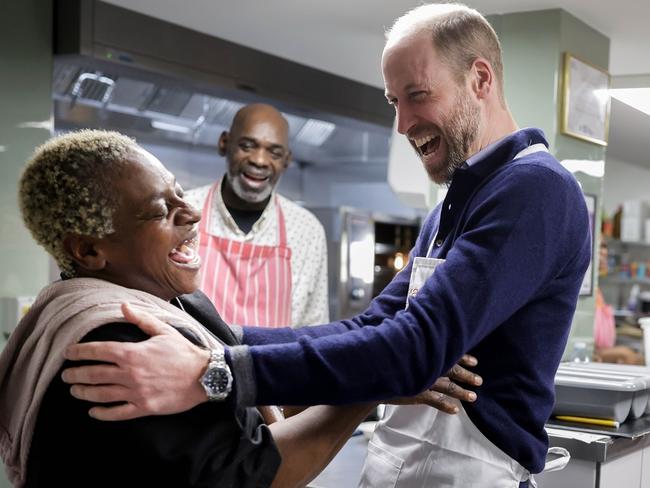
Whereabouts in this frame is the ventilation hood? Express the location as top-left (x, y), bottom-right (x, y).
top-left (52, 0), bottom-right (393, 167)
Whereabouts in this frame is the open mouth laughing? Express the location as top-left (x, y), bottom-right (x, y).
top-left (241, 169), bottom-right (271, 189)
top-left (168, 230), bottom-right (201, 269)
top-left (411, 134), bottom-right (442, 158)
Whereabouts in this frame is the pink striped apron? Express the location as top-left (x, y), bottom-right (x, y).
top-left (198, 183), bottom-right (292, 327)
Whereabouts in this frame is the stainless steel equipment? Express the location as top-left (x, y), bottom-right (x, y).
top-left (310, 207), bottom-right (419, 320)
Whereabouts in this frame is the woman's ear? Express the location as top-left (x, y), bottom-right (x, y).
top-left (62, 234), bottom-right (108, 272)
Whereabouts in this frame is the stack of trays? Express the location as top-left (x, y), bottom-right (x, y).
top-left (554, 363), bottom-right (650, 423)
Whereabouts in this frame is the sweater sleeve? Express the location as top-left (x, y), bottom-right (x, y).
top-left (227, 165), bottom-right (590, 407)
top-left (240, 260), bottom-right (412, 346)
top-left (240, 212), bottom-right (436, 347)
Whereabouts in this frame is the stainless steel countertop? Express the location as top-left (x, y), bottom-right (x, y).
top-left (547, 417), bottom-right (650, 463)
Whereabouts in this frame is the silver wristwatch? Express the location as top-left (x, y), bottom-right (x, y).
top-left (199, 349), bottom-right (233, 401)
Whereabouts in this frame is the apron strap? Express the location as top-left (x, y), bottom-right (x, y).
top-left (275, 196), bottom-right (287, 247)
top-left (199, 181), bottom-right (219, 235)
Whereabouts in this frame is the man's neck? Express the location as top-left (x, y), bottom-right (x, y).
top-left (220, 176), bottom-right (271, 211)
top-left (471, 104), bottom-right (519, 156)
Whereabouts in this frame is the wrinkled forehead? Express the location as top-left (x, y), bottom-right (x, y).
top-left (382, 30), bottom-right (435, 66)
top-left (125, 147), bottom-right (172, 178)
top-left (111, 147), bottom-right (175, 199)
top-left (233, 113), bottom-right (289, 146)
top-left (382, 33), bottom-right (441, 91)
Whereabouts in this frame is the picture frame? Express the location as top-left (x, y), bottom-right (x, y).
top-left (580, 193), bottom-right (597, 297)
top-left (560, 52), bottom-right (611, 146)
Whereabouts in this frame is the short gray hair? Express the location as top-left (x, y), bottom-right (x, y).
top-left (386, 3), bottom-right (505, 103)
top-left (19, 129), bottom-right (137, 276)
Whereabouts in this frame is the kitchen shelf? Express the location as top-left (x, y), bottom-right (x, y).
top-left (602, 239), bottom-right (650, 310)
top-left (600, 276), bottom-right (650, 286)
top-left (606, 239), bottom-right (650, 249)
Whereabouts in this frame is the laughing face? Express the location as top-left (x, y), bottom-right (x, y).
top-left (95, 148), bottom-right (202, 301)
top-left (219, 104), bottom-right (291, 210)
top-left (382, 33), bottom-right (481, 184)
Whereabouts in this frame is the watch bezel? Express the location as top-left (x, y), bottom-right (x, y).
top-left (200, 350), bottom-right (233, 401)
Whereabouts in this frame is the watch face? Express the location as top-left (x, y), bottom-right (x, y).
top-left (205, 368), bottom-right (231, 393)
top-left (202, 363), bottom-right (233, 401)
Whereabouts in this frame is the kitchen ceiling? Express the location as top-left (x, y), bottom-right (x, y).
top-left (101, 0), bottom-right (650, 169)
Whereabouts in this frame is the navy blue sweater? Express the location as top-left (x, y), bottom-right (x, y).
top-left (227, 128), bottom-right (591, 473)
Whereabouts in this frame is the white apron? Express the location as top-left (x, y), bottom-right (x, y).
top-left (359, 144), bottom-right (565, 488)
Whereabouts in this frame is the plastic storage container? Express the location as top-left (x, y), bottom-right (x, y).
top-left (554, 365), bottom-right (649, 423)
top-left (557, 363), bottom-right (650, 418)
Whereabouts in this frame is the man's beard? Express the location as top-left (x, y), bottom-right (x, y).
top-left (227, 171), bottom-right (274, 203)
top-left (439, 92), bottom-right (481, 184)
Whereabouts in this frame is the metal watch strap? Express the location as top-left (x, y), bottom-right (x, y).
top-left (208, 349), bottom-right (225, 366)
top-left (200, 348), bottom-right (232, 402)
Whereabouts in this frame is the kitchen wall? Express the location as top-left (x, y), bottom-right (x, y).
top-left (0, 0), bottom-right (54, 484)
top-left (0, 0), bottom-right (53, 301)
top-left (602, 157), bottom-right (650, 216)
top-left (489, 8), bottom-right (609, 358)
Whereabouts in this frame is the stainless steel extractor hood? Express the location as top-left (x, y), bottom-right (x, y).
top-left (52, 0), bottom-right (393, 168)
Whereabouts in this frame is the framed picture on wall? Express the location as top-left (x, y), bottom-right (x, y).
top-left (561, 52), bottom-right (611, 146)
top-left (580, 193), bottom-right (597, 297)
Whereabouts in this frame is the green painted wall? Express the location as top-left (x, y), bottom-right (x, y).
top-left (0, 0), bottom-right (53, 299)
top-left (0, 0), bottom-right (53, 295)
top-left (489, 9), bottom-right (609, 359)
top-left (0, 0), bottom-right (53, 485)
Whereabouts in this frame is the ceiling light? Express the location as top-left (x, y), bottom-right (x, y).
top-left (18, 118), bottom-right (54, 131)
top-left (295, 119), bottom-right (336, 146)
top-left (609, 88), bottom-right (650, 116)
top-left (151, 120), bottom-right (191, 134)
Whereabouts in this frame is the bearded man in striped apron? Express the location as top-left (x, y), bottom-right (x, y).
top-left (184, 104), bottom-right (329, 329)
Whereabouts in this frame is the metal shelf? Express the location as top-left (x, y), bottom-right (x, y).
top-left (606, 238), bottom-right (650, 249)
top-left (600, 275), bottom-right (650, 285)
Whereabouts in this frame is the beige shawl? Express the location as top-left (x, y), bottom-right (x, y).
top-left (0, 278), bottom-right (224, 488)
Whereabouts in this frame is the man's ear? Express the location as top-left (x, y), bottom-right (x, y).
top-left (470, 58), bottom-right (493, 100)
top-left (283, 150), bottom-right (292, 169)
top-left (62, 234), bottom-right (108, 272)
top-left (217, 131), bottom-right (229, 157)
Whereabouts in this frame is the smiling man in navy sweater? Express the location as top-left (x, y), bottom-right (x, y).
top-left (63, 3), bottom-right (590, 487)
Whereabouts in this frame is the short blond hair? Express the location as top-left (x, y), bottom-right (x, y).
top-left (19, 129), bottom-right (137, 276)
top-left (386, 3), bottom-right (505, 103)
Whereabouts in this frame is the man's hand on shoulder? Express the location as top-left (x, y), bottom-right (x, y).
top-left (62, 303), bottom-right (210, 421)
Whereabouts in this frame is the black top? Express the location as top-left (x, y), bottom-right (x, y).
top-left (26, 291), bottom-right (281, 488)
top-left (225, 204), bottom-right (264, 235)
